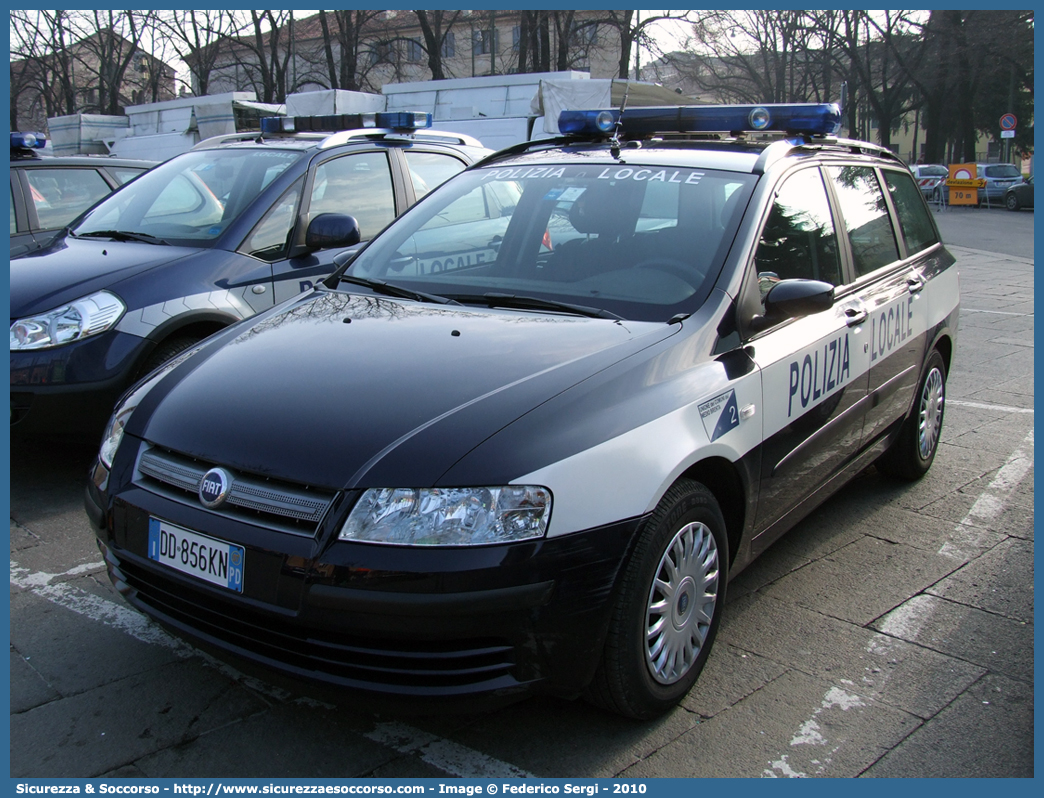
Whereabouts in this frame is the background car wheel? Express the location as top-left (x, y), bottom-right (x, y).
top-left (138, 335), bottom-right (201, 378)
top-left (876, 350), bottom-right (947, 480)
top-left (1006, 193), bottom-right (1020, 211)
top-left (586, 478), bottom-right (727, 719)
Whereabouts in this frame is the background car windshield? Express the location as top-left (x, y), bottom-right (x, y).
top-left (73, 149), bottom-right (304, 245)
top-left (351, 164), bottom-right (755, 321)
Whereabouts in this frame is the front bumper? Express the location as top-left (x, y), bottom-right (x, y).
top-left (87, 466), bottom-right (642, 706)
top-left (11, 330), bottom-right (146, 436)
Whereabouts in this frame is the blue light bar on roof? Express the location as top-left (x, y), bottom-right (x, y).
top-left (11, 132), bottom-right (47, 149)
top-left (559, 103), bottom-right (842, 137)
top-left (260, 112), bottom-right (433, 135)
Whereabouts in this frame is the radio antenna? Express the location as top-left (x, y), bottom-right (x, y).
top-left (610, 80), bottom-right (630, 157)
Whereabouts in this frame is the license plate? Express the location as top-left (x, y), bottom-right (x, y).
top-left (148, 518), bottom-right (244, 593)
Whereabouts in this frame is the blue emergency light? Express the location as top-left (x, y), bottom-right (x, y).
top-left (260, 112), bottom-right (433, 135)
top-left (559, 103), bottom-right (843, 138)
top-left (11, 132), bottom-right (47, 149)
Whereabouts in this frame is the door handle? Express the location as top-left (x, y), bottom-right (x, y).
top-left (844, 305), bottom-right (868, 326)
top-left (907, 275), bottom-right (926, 293)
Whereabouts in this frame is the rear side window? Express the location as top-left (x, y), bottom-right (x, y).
top-left (882, 170), bottom-right (939, 256)
top-left (110, 167), bottom-right (147, 185)
top-left (984, 164), bottom-right (1021, 179)
top-left (828, 166), bottom-right (900, 277)
top-left (403, 151), bottom-right (467, 200)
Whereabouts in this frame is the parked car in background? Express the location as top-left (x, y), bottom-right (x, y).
top-left (1004, 174), bottom-right (1033, 211)
top-left (10, 132), bottom-right (153, 257)
top-left (10, 113), bottom-right (490, 438)
top-left (911, 163), bottom-right (948, 202)
top-left (976, 162), bottom-right (1024, 205)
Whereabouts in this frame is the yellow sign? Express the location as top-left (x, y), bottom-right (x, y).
top-left (947, 164), bottom-right (981, 205)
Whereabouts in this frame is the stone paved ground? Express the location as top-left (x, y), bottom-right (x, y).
top-left (9, 244), bottom-right (1033, 779)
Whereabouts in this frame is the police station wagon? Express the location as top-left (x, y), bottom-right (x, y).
top-left (86, 103), bottom-right (959, 719)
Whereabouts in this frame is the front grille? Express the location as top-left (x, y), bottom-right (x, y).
top-left (136, 444), bottom-right (336, 536)
top-left (111, 552), bottom-right (519, 692)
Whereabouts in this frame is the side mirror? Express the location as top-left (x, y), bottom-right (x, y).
top-left (750, 279), bottom-right (834, 332)
top-left (305, 213), bottom-right (361, 251)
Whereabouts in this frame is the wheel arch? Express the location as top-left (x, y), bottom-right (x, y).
top-left (678, 456), bottom-right (747, 568)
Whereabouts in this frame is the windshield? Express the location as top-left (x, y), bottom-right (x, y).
top-left (72, 148), bottom-right (304, 246)
top-left (348, 163), bottom-right (756, 322)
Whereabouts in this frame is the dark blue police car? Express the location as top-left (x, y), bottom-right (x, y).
top-left (86, 103), bottom-right (959, 719)
top-left (10, 113), bottom-right (489, 436)
top-left (9, 132), bottom-right (153, 257)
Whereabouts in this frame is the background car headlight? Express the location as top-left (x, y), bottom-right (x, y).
top-left (340, 486), bottom-right (552, 546)
top-left (10, 290), bottom-right (125, 350)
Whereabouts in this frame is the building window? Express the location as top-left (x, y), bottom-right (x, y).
top-left (473, 29), bottom-right (497, 56)
top-left (406, 38), bottom-right (424, 62)
top-left (571, 23), bottom-right (598, 47)
top-left (369, 41), bottom-right (393, 66)
top-left (512, 25), bottom-right (521, 52)
top-left (441, 32), bottom-right (455, 58)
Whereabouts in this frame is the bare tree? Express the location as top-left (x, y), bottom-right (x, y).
top-left (606, 10), bottom-right (696, 80)
top-left (314, 10), bottom-right (386, 90)
top-left (10, 10), bottom-right (79, 125)
top-left (414, 10), bottom-right (463, 81)
top-left (160, 11), bottom-right (237, 97)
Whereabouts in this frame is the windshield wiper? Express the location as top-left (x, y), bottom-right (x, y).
top-left (338, 275), bottom-right (460, 306)
top-left (448, 292), bottom-right (623, 320)
top-left (75, 230), bottom-right (169, 245)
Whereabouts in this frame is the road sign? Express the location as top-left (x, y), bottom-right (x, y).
top-left (1002, 130), bottom-right (1016, 139)
top-left (947, 163), bottom-right (982, 205)
top-left (1000, 113), bottom-right (1017, 130)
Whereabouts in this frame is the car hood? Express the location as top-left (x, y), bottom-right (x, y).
top-left (135, 290), bottom-right (675, 489)
top-left (10, 236), bottom-right (200, 317)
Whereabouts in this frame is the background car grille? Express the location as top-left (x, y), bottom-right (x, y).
top-left (107, 551), bottom-right (519, 692)
top-left (135, 444), bottom-right (336, 536)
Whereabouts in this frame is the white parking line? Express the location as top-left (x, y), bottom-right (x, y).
top-left (9, 558), bottom-right (532, 779)
top-left (948, 400), bottom-right (1033, 414)
top-left (366, 722), bottom-right (535, 778)
top-left (939, 427), bottom-right (1034, 561)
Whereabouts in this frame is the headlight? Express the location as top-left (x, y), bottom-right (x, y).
top-left (340, 486), bottom-right (552, 546)
top-left (97, 344), bottom-right (202, 468)
top-left (10, 291), bottom-right (125, 351)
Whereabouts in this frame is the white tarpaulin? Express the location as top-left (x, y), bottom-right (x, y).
top-left (533, 79), bottom-right (695, 134)
top-left (285, 90), bottom-right (386, 117)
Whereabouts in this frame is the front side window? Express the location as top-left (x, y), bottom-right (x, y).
top-left (349, 164), bottom-right (756, 322)
top-left (754, 168), bottom-right (842, 304)
top-left (73, 148), bottom-right (304, 246)
top-left (828, 165), bottom-right (900, 277)
top-left (309, 152), bottom-right (395, 240)
top-left (882, 170), bottom-right (939, 256)
top-left (26, 168), bottom-right (111, 231)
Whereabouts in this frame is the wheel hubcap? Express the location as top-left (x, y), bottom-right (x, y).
top-left (645, 521), bottom-right (719, 685)
top-left (918, 367), bottom-right (945, 460)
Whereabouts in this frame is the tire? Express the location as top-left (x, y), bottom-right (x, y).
top-left (876, 350), bottom-right (947, 480)
top-left (586, 479), bottom-right (727, 719)
top-left (137, 335), bottom-right (201, 379)
top-left (1006, 193), bottom-right (1020, 211)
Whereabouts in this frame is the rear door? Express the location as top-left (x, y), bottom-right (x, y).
top-left (825, 164), bottom-right (929, 446)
